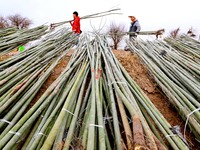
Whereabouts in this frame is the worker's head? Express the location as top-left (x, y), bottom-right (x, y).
top-left (128, 16), bottom-right (136, 22)
top-left (73, 11), bottom-right (79, 18)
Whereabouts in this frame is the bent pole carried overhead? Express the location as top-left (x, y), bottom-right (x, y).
top-left (50, 8), bottom-right (122, 29)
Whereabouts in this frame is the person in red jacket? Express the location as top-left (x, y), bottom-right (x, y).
top-left (70, 11), bottom-right (81, 34)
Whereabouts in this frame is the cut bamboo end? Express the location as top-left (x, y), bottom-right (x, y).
top-left (134, 145), bottom-right (147, 150)
top-left (132, 116), bottom-right (147, 149)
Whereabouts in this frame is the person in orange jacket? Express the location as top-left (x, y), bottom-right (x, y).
top-left (70, 11), bottom-right (81, 34)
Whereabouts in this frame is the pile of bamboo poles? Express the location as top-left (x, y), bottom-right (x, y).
top-left (0, 29), bottom-right (79, 150)
top-left (0, 34), bottom-right (189, 149)
top-left (165, 35), bottom-right (200, 59)
top-left (127, 36), bottom-right (200, 143)
top-left (0, 28), bottom-right (76, 71)
top-left (0, 27), bottom-right (17, 38)
top-left (0, 25), bottom-right (48, 55)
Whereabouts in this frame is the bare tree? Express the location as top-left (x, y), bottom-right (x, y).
top-left (170, 28), bottom-right (180, 38)
top-left (107, 22), bottom-right (126, 50)
top-left (7, 14), bottom-right (32, 29)
top-left (0, 16), bottom-right (9, 28)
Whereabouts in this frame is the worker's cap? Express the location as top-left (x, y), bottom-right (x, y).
top-left (128, 16), bottom-right (136, 19)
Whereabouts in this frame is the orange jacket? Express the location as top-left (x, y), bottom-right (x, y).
top-left (70, 16), bottom-right (81, 34)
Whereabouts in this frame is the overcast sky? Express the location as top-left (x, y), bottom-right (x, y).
top-left (0, 0), bottom-right (200, 35)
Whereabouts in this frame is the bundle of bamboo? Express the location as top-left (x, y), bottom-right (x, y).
top-left (0, 29), bottom-right (78, 148)
top-left (0, 27), bottom-right (17, 38)
top-left (0, 25), bottom-right (48, 55)
top-left (127, 36), bottom-right (200, 144)
top-left (165, 35), bottom-right (200, 59)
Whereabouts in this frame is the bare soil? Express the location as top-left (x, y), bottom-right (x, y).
top-left (0, 50), bottom-right (19, 61)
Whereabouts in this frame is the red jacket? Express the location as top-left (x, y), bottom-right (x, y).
top-left (70, 16), bottom-right (81, 34)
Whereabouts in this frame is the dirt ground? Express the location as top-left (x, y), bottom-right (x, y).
top-left (113, 50), bottom-right (200, 149)
top-left (0, 51), bottom-right (19, 61)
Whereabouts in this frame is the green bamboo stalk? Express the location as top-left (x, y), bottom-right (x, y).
top-left (63, 69), bottom-right (89, 150)
top-left (41, 62), bottom-right (87, 150)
